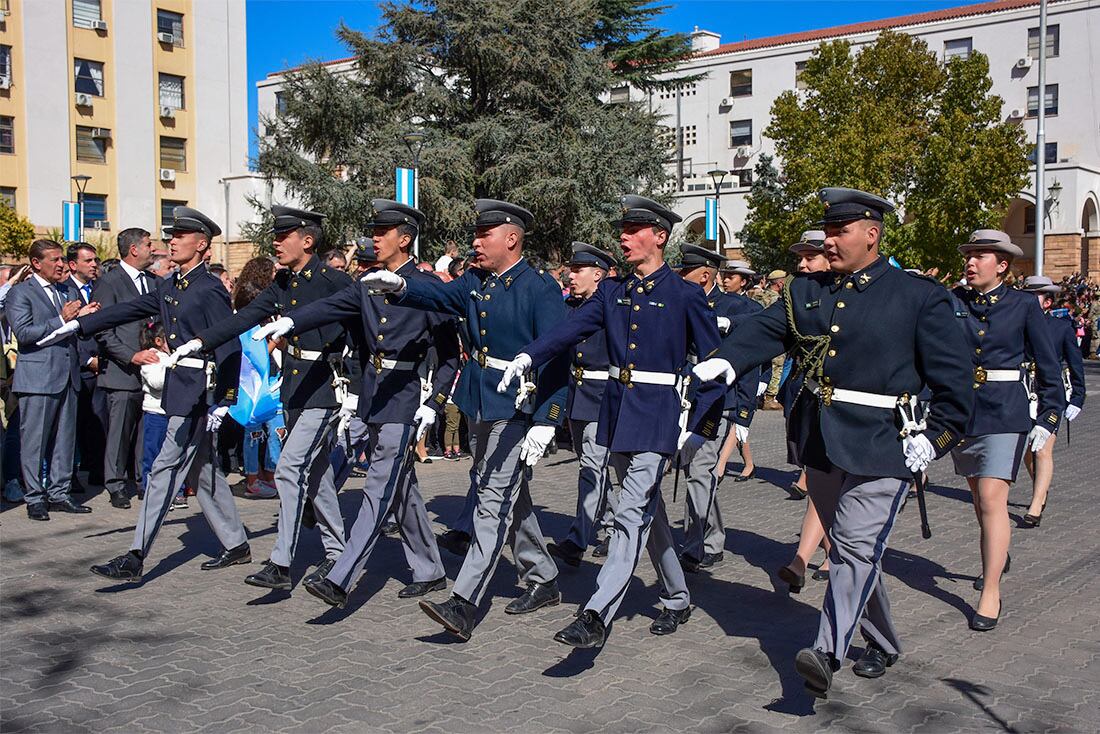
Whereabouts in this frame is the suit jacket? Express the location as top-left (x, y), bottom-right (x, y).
top-left (90, 264), bottom-right (152, 392)
top-left (7, 278), bottom-right (82, 395)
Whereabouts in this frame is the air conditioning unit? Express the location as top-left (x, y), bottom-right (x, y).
top-left (719, 97), bottom-right (734, 108)
top-left (1016, 56), bottom-right (1033, 70)
top-left (92, 220), bottom-right (110, 230)
top-left (157, 31), bottom-right (175, 44)
top-left (1008, 108), bottom-right (1025, 119)
top-left (75, 92), bottom-right (92, 107)
top-left (91, 19), bottom-right (108, 31)
top-left (0, 76), bottom-right (10, 90)
top-left (91, 127), bottom-right (111, 140)
top-left (160, 106), bottom-right (175, 118)
top-left (159, 168), bottom-right (176, 182)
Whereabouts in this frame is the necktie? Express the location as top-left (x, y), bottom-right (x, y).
top-left (138, 273), bottom-right (149, 295)
top-left (82, 283), bottom-right (92, 302)
top-left (49, 285), bottom-right (64, 315)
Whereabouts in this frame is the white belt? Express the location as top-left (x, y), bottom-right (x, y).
top-left (370, 355), bottom-right (416, 371)
top-left (175, 357), bottom-right (208, 370)
top-left (474, 353), bottom-right (512, 371)
top-left (975, 368), bottom-right (1021, 383)
top-left (806, 378), bottom-right (903, 409)
top-left (608, 365), bottom-right (679, 386)
top-left (284, 347), bottom-right (328, 361)
top-left (572, 367), bottom-right (609, 381)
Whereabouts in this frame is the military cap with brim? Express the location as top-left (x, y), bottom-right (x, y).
top-left (567, 241), bottom-right (615, 270)
top-left (472, 199), bottom-right (534, 232)
top-left (789, 229), bottom-right (826, 254)
top-left (270, 205), bottom-right (326, 235)
top-left (165, 206), bottom-right (221, 239)
top-left (719, 258), bottom-right (756, 277)
top-left (767, 269), bottom-right (788, 281)
top-left (353, 236), bottom-right (378, 263)
top-left (817, 187), bottom-right (895, 225)
top-left (957, 229), bottom-right (1024, 258)
top-left (1020, 275), bottom-right (1062, 294)
top-left (368, 199), bottom-right (425, 230)
top-left (613, 194), bottom-right (682, 233)
top-left (678, 244), bottom-right (725, 270)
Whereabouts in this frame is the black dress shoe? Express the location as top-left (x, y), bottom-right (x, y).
top-left (109, 492), bottom-right (131, 509)
top-left (778, 565), bottom-right (806, 594)
top-left (591, 536), bottom-right (611, 558)
top-left (650, 606), bottom-right (691, 635)
top-left (304, 558), bottom-right (336, 587)
top-left (244, 561), bottom-right (291, 590)
top-left (419, 594), bottom-right (476, 641)
top-left (381, 521), bottom-right (400, 536)
top-left (969, 601), bottom-right (1001, 631)
top-left (554, 610), bottom-right (607, 648)
top-left (679, 553), bottom-right (701, 573)
top-left (90, 551), bottom-right (143, 581)
top-left (795, 648), bottom-right (835, 699)
top-left (548, 539), bottom-right (583, 568)
top-left (200, 542), bottom-right (251, 570)
top-left (398, 577), bottom-right (447, 598)
top-left (48, 498), bottom-right (92, 514)
top-left (437, 529), bottom-right (471, 556)
top-left (812, 568), bottom-right (830, 582)
top-left (852, 640), bottom-right (899, 679)
top-left (304, 577), bottom-right (348, 609)
top-left (505, 580), bottom-right (561, 614)
top-left (733, 470), bottom-right (756, 483)
top-left (696, 552), bottom-right (724, 570)
top-left (973, 553), bottom-right (1010, 591)
top-left (27, 503), bottom-right (50, 521)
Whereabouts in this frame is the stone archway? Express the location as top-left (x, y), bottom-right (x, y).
top-left (1082, 195), bottom-right (1099, 279)
top-left (683, 213), bottom-right (730, 251)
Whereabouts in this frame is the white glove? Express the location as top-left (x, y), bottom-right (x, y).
top-left (902, 433), bottom-right (935, 473)
top-left (677, 430), bottom-right (706, 465)
top-left (362, 269), bottom-right (406, 293)
top-left (757, 382), bottom-right (768, 397)
top-left (35, 319), bottom-right (80, 347)
top-left (165, 338), bottom-right (203, 368)
top-left (497, 352), bottom-right (533, 394)
top-left (252, 317), bottom-right (295, 342)
top-left (207, 405), bottom-right (229, 432)
top-left (734, 424), bottom-right (749, 443)
top-left (519, 424), bottom-right (556, 467)
top-left (692, 358), bottom-right (737, 386)
top-left (1065, 404), bottom-right (1081, 422)
top-left (1027, 425), bottom-right (1052, 452)
top-left (414, 405), bottom-right (437, 441)
top-left (716, 316), bottom-right (732, 335)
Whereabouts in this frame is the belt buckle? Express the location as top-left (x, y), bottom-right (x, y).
top-left (476, 352), bottom-right (487, 368)
top-left (572, 366), bottom-right (584, 381)
top-left (820, 384), bottom-right (833, 406)
top-left (617, 367), bottom-right (632, 385)
top-left (974, 366), bottom-right (987, 384)
top-left (372, 353), bottom-right (383, 371)
top-left (288, 346), bottom-right (301, 359)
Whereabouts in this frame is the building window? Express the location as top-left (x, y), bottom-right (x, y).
top-left (1027, 84), bottom-right (1058, 116)
top-left (729, 119), bottom-right (752, 147)
top-left (159, 136), bottom-right (186, 171)
top-left (158, 73), bottom-right (185, 110)
top-left (944, 37), bottom-right (972, 60)
top-left (681, 125), bottom-right (697, 147)
top-left (72, 0), bottom-right (102, 29)
top-left (0, 116), bottom-right (12, 155)
top-left (1023, 203), bottom-right (1036, 234)
top-left (157, 9), bottom-right (185, 47)
top-left (82, 194), bottom-right (107, 227)
top-left (657, 83), bottom-right (696, 100)
top-left (0, 187), bottom-right (15, 210)
top-left (1029, 142), bottom-right (1058, 164)
top-left (74, 58), bottom-right (105, 96)
top-left (794, 61), bottom-right (807, 90)
top-left (161, 198), bottom-right (186, 227)
top-left (0, 45), bottom-right (11, 82)
top-left (1028, 24), bottom-right (1059, 58)
top-left (729, 69), bottom-right (752, 97)
top-left (76, 125), bottom-right (107, 162)
top-left (733, 168), bottom-right (753, 187)
top-left (609, 85), bottom-right (629, 104)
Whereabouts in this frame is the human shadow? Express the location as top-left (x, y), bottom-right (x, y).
top-left (882, 546), bottom-right (974, 618)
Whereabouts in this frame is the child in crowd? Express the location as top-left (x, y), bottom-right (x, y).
top-left (138, 322), bottom-right (183, 509)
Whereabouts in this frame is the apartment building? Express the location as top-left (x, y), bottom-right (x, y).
top-left (0, 0), bottom-right (259, 263)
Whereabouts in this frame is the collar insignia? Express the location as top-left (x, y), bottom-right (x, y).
top-left (989, 294), bottom-right (998, 304)
top-left (858, 273), bottom-right (871, 285)
top-left (302, 269), bottom-right (312, 280)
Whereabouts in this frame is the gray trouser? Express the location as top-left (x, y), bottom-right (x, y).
top-left (17, 387), bottom-right (77, 505)
top-left (450, 426), bottom-right (480, 536)
top-left (133, 414), bottom-right (247, 557)
top-left (103, 388), bottom-right (142, 496)
top-left (564, 419), bottom-right (618, 549)
top-left (808, 466), bottom-right (908, 659)
top-left (270, 407), bottom-right (345, 567)
top-left (451, 418), bottom-right (558, 605)
top-left (327, 422), bottom-right (444, 590)
top-left (682, 415), bottom-right (732, 560)
top-left (584, 451), bottom-right (689, 623)
top-left (331, 415), bottom-right (370, 491)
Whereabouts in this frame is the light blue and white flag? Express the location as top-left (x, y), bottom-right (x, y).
top-left (704, 197), bottom-right (718, 241)
top-left (62, 201), bottom-right (82, 242)
top-left (396, 167), bottom-right (416, 207)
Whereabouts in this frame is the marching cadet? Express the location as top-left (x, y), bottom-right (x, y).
top-left (1020, 275), bottom-right (1085, 528)
top-left (675, 244), bottom-right (759, 572)
top-left (693, 188), bottom-right (972, 697)
top-left (250, 200), bottom-right (458, 607)
top-left (719, 259), bottom-right (756, 297)
top-left (363, 199), bottom-right (568, 641)
top-left (545, 242), bottom-right (619, 568)
top-left (168, 206), bottom-right (357, 592)
top-left (948, 231), bottom-right (1063, 631)
top-left (40, 207), bottom-right (250, 581)
top-left (499, 195), bottom-right (725, 647)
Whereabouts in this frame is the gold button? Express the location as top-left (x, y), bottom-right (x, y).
top-left (828, 349), bottom-right (836, 357)
top-left (975, 347), bottom-right (981, 354)
top-left (576, 380), bottom-right (583, 386)
top-left (169, 333), bottom-right (176, 339)
top-left (377, 334), bottom-right (384, 341)
top-left (480, 311), bottom-right (487, 318)
top-left (292, 369), bottom-right (299, 375)
top-left (973, 383), bottom-right (980, 389)
top-left (484, 294), bottom-right (491, 301)
top-left (830, 324), bottom-right (839, 333)
top-left (633, 305), bottom-right (640, 311)
top-left (822, 376), bottom-right (831, 385)
top-left (480, 329), bottom-right (486, 335)
top-left (629, 343), bottom-right (636, 349)
top-left (977, 330), bottom-right (985, 336)
top-left (291, 281), bottom-right (298, 288)
top-left (290, 299), bottom-right (297, 305)
top-left (576, 352), bottom-right (582, 358)
top-left (171, 317), bottom-right (177, 322)
top-left (292, 336), bottom-right (298, 342)
top-left (627, 383), bottom-right (634, 389)
top-left (979, 315), bottom-right (986, 321)
top-left (628, 363), bottom-right (635, 369)
top-left (636, 287), bottom-right (643, 294)
top-left (630, 324), bottom-right (638, 331)
top-left (837, 302), bottom-right (846, 308)
top-left (490, 282), bottom-right (496, 288)
top-left (380, 317), bottom-right (387, 324)
top-left (845, 282), bottom-right (854, 289)
top-left (481, 346), bottom-right (488, 353)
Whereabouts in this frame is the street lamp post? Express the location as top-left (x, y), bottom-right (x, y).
top-left (402, 130), bottom-right (427, 260)
top-left (71, 174), bottom-right (91, 243)
top-left (707, 168), bottom-right (728, 252)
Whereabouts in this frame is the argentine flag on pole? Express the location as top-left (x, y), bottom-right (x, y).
top-left (62, 201), bottom-right (82, 242)
top-left (395, 167), bottom-right (419, 259)
top-left (704, 197), bottom-right (718, 242)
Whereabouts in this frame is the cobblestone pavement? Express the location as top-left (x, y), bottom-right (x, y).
top-left (3, 364), bottom-right (1099, 733)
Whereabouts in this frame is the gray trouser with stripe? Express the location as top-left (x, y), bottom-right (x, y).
top-left (584, 451), bottom-right (689, 623)
top-left (682, 415), bottom-right (732, 560)
top-left (563, 419), bottom-right (618, 549)
top-left (451, 418), bottom-right (558, 605)
top-left (17, 387), bottom-right (76, 505)
top-left (449, 427), bottom-right (480, 537)
top-left (270, 407), bottom-right (345, 567)
top-left (331, 415), bottom-right (370, 491)
top-left (808, 466), bottom-right (908, 659)
top-left (327, 422), bottom-right (444, 590)
top-left (131, 414), bottom-right (247, 557)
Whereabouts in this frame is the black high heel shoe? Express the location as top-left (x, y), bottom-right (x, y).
top-left (777, 566), bottom-right (806, 594)
top-left (969, 600), bottom-right (1001, 631)
top-left (1022, 502), bottom-right (1047, 528)
top-left (973, 553), bottom-right (1011, 591)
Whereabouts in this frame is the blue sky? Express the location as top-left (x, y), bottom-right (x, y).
top-left (245, 0), bottom-right (972, 162)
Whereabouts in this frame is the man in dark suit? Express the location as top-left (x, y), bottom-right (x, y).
top-left (92, 228), bottom-right (158, 509)
top-left (6, 239), bottom-right (97, 520)
top-left (66, 242), bottom-right (108, 491)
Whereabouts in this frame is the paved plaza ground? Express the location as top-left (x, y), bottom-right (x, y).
top-left (2, 363), bottom-right (1099, 733)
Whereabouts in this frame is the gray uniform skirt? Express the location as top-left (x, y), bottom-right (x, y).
top-left (951, 433), bottom-right (1028, 482)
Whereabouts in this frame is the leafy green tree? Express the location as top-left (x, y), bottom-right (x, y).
top-left (0, 204), bottom-right (36, 259)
